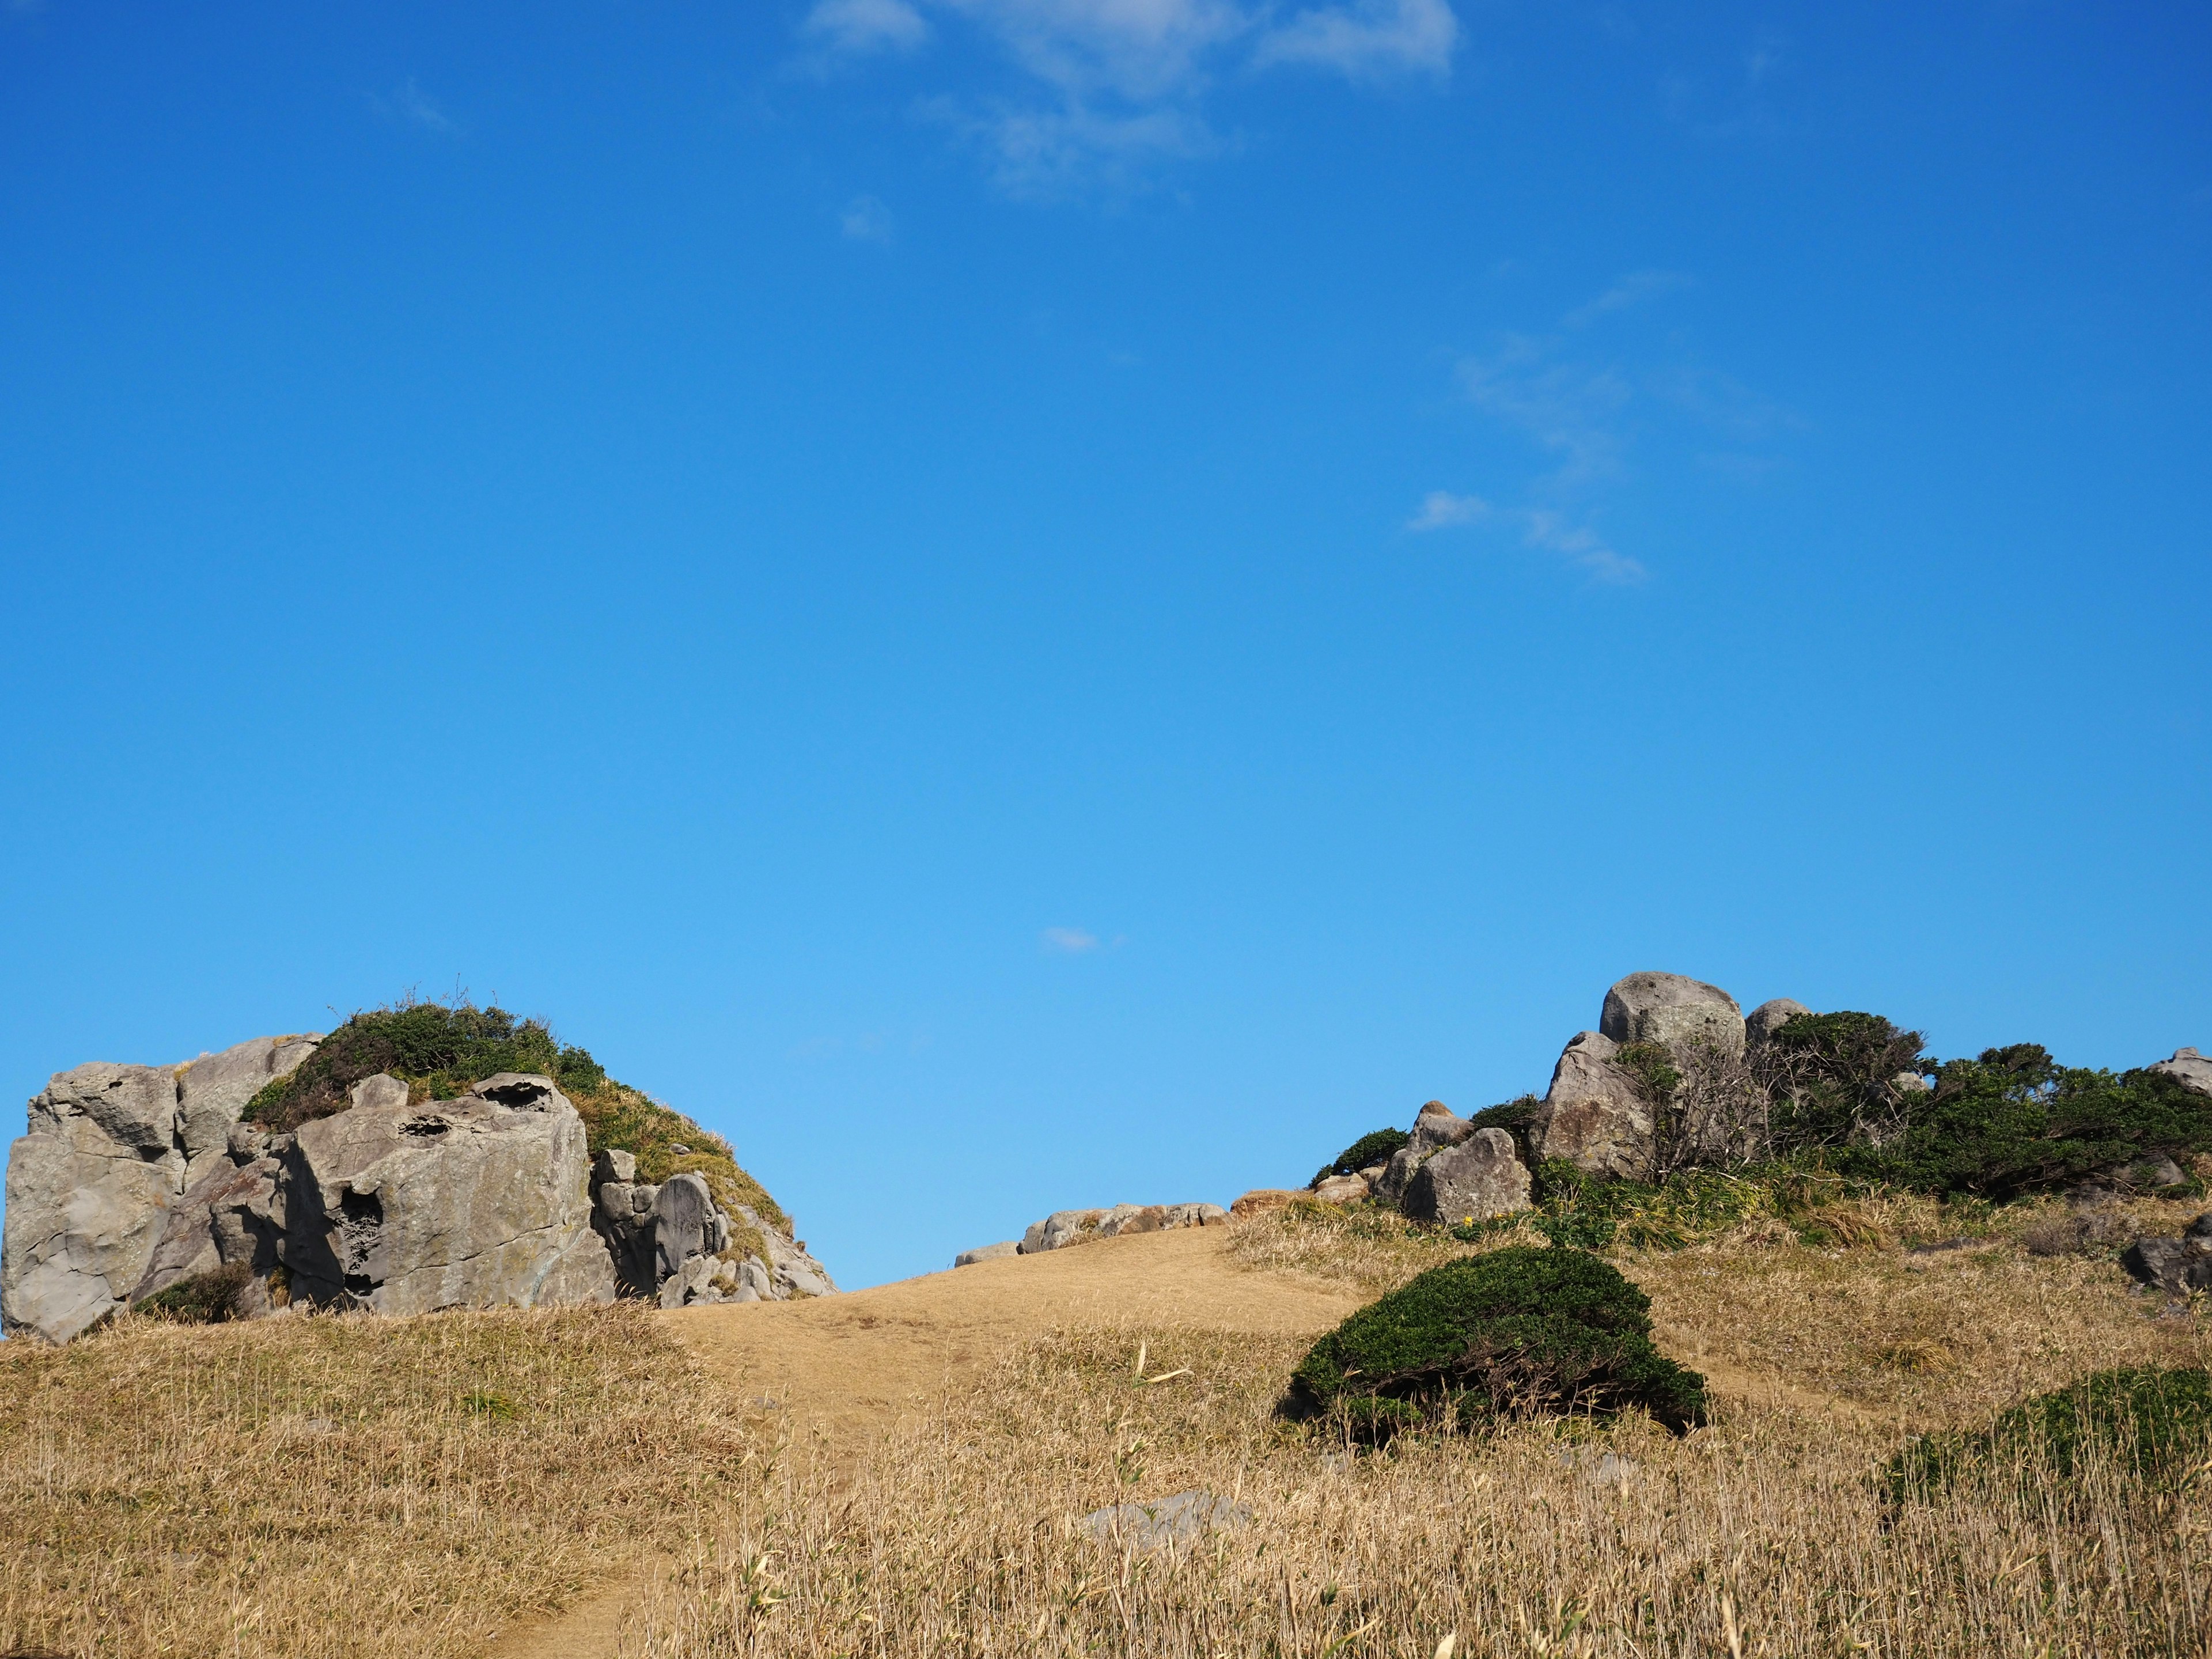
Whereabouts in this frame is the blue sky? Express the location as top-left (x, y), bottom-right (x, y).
top-left (2, 2), bottom-right (2207, 1289)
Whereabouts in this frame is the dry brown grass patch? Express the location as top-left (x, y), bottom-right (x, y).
top-left (0, 1301), bottom-right (756, 1659)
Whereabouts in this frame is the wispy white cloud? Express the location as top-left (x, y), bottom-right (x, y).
top-left (1562, 268), bottom-right (1691, 328)
top-left (840, 193), bottom-right (896, 241)
top-left (1041, 926), bottom-right (1100, 952)
top-left (929, 96), bottom-right (1218, 198)
top-left (1435, 271), bottom-right (1792, 582)
top-left (1522, 510), bottom-right (1643, 584)
top-left (1407, 490), bottom-right (1490, 531)
top-left (1252, 0), bottom-right (1457, 79)
top-left (385, 77), bottom-right (459, 135)
top-left (806, 0), bottom-right (930, 52)
top-left (1457, 334), bottom-right (1631, 491)
top-left (800, 0), bottom-right (1456, 194)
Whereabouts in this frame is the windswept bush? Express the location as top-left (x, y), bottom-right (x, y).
top-left (1283, 1246), bottom-right (1706, 1439)
top-left (1760, 1010), bottom-right (1929, 1152)
top-left (1312, 1127), bottom-right (1411, 1187)
top-left (1846, 1045), bottom-right (2212, 1198)
top-left (1885, 1365), bottom-right (2212, 1506)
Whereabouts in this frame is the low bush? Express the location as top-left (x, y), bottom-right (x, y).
top-left (1844, 1046), bottom-right (2212, 1199)
top-left (1760, 1011), bottom-right (1930, 1152)
top-left (1885, 1365), bottom-right (2212, 1505)
top-left (243, 1000), bottom-right (605, 1132)
top-left (1313, 1127), bottom-right (1411, 1186)
top-left (133, 1263), bottom-right (253, 1324)
top-left (1283, 1246), bottom-right (1706, 1439)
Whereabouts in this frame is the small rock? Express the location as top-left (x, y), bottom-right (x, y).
top-left (1744, 998), bottom-right (1810, 1047)
top-left (593, 1149), bottom-right (637, 1184)
top-left (1312, 1172), bottom-right (1372, 1205)
top-left (955, 1241), bottom-right (1021, 1267)
top-left (1078, 1490), bottom-right (1250, 1552)
top-left (1401, 1128), bottom-right (1531, 1224)
top-left (2150, 1048), bottom-right (2212, 1097)
top-left (2120, 1214), bottom-right (2212, 1296)
top-left (1228, 1190), bottom-right (1302, 1219)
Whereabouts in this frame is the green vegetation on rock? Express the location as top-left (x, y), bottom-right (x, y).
top-left (241, 998), bottom-right (788, 1233)
top-left (134, 1263), bottom-right (253, 1324)
top-left (1313, 1127), bottom-right (1411, 1187)
top-left (1886, 1366), bottom-right (2212, 1505)
top-left (1284, 1245), bottom-right (1707, 1439)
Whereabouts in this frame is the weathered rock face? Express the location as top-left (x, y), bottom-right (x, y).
top-left (8, 1035), bottom-right (835, 1339)
top-left (1601, 972), bottom-right (1745, 1055)
top-left (588, 1150), bottom-right (838, 1307)
top-left (1745, 999), bottom-right (1810, 1048)
top-left (1018, 1202), bottom-right (1228, 1254)
top-left (1401, 1128), bottom-right (1531, 1224)
top-left (2122, 1213), bottom-right (2212, 1296)
top-left (1532, 1031), bottom-right (1653, 1181)
top-left (2151, 1048), bottom-right (2212, 1097)
top-left (1311, 1171), bottom-right (1372, 1205)
top-left (1375, 1100), bottom-right (1475, 1202)
top-left (280, 1072), bottom-right (613, 1315)
top-left (2, 1034), bottom-right (321, 1344)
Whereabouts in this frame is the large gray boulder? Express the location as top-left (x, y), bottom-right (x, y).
top-left (177, 1035), bottom-right (319, 1185)
top-left (1402, 1128), bottom-right (1531, 1224)
top-left (1745, 998), bottom-right (1810, 1048)
top-left (1531, 1031), bottom-right (1652, 1181)
top-left (2150, 1048), bottom-right (2212, 1097)
top-left (1374, 1100), bottom-right (1475, 1202)
top-left (1600, 972), bottom-right (1745, 1055)
top-left (0, 1034), bottom-right (324, 1342)
top-left (279, 1071), bottom-right (614, 1315)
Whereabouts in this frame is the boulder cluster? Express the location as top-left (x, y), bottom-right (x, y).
top-left (2, 1034), bottom-right (834, 1344)
top-left (954, 1201), bottom-right (1228, 1268)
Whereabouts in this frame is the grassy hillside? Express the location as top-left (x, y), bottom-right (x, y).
top-left (0, 1303), bottom-right (754, 1659)
top-left (5, 1175), bottom-right (2206, 1656)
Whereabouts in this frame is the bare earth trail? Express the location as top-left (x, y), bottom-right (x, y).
top-left (483, 1226), bottom-right (1368, 1659)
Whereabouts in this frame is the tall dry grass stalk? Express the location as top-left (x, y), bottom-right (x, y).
top-left (0, 1301), bottom-right (752, 1659)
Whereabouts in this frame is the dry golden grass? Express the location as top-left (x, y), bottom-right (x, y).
top-left (0, 1301), bottom-right (755, 1659)
top-left (626, 1203), bottom-right (2212, 1659)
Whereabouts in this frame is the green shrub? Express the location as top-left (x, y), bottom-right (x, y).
top-left (243, 1000), bottom-right (605, 1132)
top-left (1760, 1011), bottom-right (1929, 1152)
top-left (134, 1263), bottom-right (253, 1324)
top-left (1885, 1366), bottom-right (2212, 1505)
top-left (1844, 1046), bottom-right (2212, 1199)
top-left (1283, 1247), bottom-right (1706, 1438)
top-left (1314, 1127), bottom-right (1411, 1187)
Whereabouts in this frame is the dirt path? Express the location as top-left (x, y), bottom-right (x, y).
top-left (482, 1226), bottom-right (1365, 1658)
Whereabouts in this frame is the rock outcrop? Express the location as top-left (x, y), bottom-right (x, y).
top-left (1374, 1100), bottom-right (1476, 1202)
top-left (6, 1035), bottom-right (835, 1341)
top-left (276, 1072), bottom-right (613, 1315)
top-left (3, 1035), bottom-right (319, 1344)
top-left (1401, 1127), bottom-right (1532, 1224)
top-left (1601, 972), bottom-right (1745, 1054)
top-left (2151, 1048), bottom-right (2212, 1097)
top-left (589, 1152), bottom-right (836, 1305)
top-left (1018, 1202), bottom-right (1228, 1253)
top-left (1531, 1031), bottom-right (1652, 1181)
top-left (2122, 1213), bottom-right (2212, 1296)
